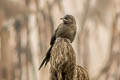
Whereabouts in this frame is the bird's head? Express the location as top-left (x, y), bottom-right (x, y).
top-left (60, 14), bottom-right (76, 24)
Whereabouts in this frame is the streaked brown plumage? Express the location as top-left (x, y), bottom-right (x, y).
top-left (38, 14), bottom-right (76, 70)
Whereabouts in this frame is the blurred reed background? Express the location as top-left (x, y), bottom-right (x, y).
top-left (0, 0), bottom-right (120, 80)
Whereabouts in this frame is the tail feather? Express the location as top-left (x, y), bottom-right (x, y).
top-left (38, 46), bottom-right (52, 70)
top-left (45, 56), bottom-right (50, 66)
top-left (38, 57), bottom-right (47, 70)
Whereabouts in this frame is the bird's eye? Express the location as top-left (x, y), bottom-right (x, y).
top-left (64, 17), bottom-right (68, 20)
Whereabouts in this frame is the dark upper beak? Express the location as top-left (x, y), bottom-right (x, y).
top-left (60, 17), bottom-right (64, 20)
top-left (60, 17), bottom-right (67, 22)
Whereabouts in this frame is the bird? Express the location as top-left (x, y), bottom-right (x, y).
top-left (38, 14), bottom-right (77, 70)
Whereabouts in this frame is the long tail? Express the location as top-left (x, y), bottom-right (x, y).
top-left (38, 46), bottom-right (52, 70)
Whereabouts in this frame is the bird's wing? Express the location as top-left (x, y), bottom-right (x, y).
top-left (38, 23), bottom-right (63, 70)
top-left (50, 23), bottom-right (63, 45)
top-left (55, 23), bottom-right (65, 37)
top-left (50, 35), bottom-right (56, 45)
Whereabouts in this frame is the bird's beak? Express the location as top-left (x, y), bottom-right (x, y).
top-left (60, 18), bottom-right (67, 22)
top-left (60, 17), bottom-right (64, 20)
